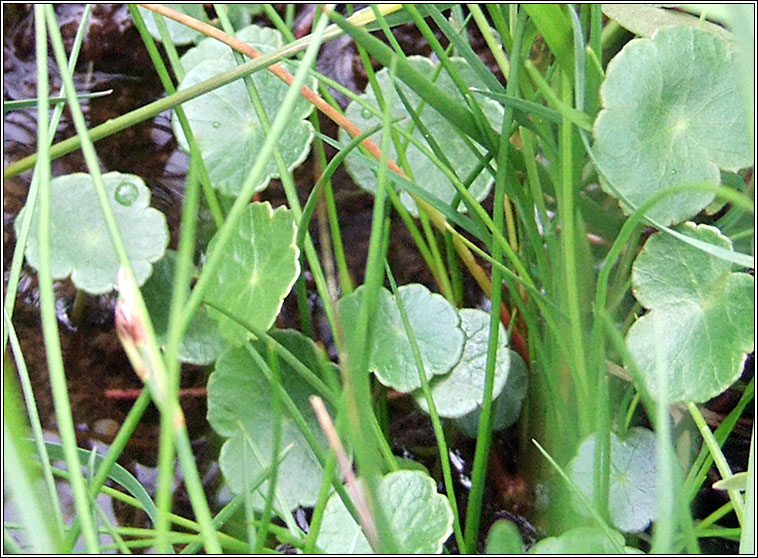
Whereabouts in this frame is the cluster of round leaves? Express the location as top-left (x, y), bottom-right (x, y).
top-left (625, 223), bottom-right (754, 404)
top-left (192, 208), bottom-right (460, 551)
top-left (207, 329), bottom-right (457, 553)
top-left (338, 283), bottom-right (527, 432)
top-left (204, 280), bottom-right (525, 552)
top-left (594, 25), bottom-right (754, 405)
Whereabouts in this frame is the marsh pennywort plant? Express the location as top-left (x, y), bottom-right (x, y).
top-left (3, 4), bottom-right (754, 554)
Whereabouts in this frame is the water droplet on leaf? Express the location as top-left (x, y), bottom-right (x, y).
top-left (114, 182), bottom-right (139, 206)
top-left (212, 121), bottom-right (222, 129)
top-left (360, 108), bottom-right (373, 119)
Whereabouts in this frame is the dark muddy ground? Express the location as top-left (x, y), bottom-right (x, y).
top-left (2, 4), bottom-right (751, 553)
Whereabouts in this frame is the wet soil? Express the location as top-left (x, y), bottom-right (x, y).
top-left (3, 4), bottom-right (753, 553)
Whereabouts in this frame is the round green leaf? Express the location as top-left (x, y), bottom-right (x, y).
top-left (172, 25), bottom-right (316, 197)
top-left (594, 27), bottom-right (753, 225)
top-left (601, 5), bottom-right (735, 42)
top-left (204, 202), bottom-right (300, 344)
top-left (178, 23), bottom-right (282, 73)
top-left (316, 470), bottom-right (453, 554)
top-left (223, 5), bottom-right (266, 33)
top-left (453, 349), bottom-right (528, 437)
top-left (485, 519), bottom-right (524, 554)
top-left (626, 222), bottom-right (754, 402)
top-left (568, 428), bottom-right (658, 533)
top-left (529, 526), bottom-right (642, 554)
top-left (141, 250), bottom-right (227, 365)
top-left (207, 330), bottom-right (334, 509)
top-left (338, 284), bottom-right (465, 393)
top-left (15, 172), bottom-right (168, 295)
top-left (136, 5), bottom-right (210, 45)
top-left (414, 308), bottom-right (510, 418)
top-left (340, 56), bottom-right (504, 215)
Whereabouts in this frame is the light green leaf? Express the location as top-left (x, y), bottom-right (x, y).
top-left (340, 56), bottom-right (503, 215)
top-left (485, 519), bottom-right (523, 554)
top-left (568, 428), bottom-right (658, 533)
top-left (529, 526), bottom-right (642, 554)
top-left (16, 172), bottom-right (168, 295)
top-left (136, 5), bottom-right (210, 45)
top-left (414, 309), bottom-right (510, 418)
top-left (601, 5), bottom-right (735, 43)
top-left (338, 284), bottom-right (465, 393)
top-left (141, 250), bottom-right (227, 365)
top-left (207, 330), bottom-right (334, 509)
top-left (204, 202), bottom-right (300, 344)
top-left (317, 470), bottom-right (453, 554)
top-left (594, 26), bottom-right (753, 225)
top-left (224, 4), bottom-right (265, 31)
top-left (626, 222), bottom-right (754, 403)
top-left (453, 349), bottom-right (528, 437)
top-left (172, 25), bottom-right (316, 197)
top-left (178, 23), bottom-right (282, 73)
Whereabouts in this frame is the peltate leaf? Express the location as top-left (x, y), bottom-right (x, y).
top-left (485, 520), bottom-right (524, 554)
top-left (529, 526), bottom-right (642, 554)
top-left (136, 5), bottom-right (210, 45)
top-left (601, 5), bottom-right (735, 43)
top-left (568, 428), bottom-right (658, 533)
top-left (15, 172), bottom-right (168, 294)
top-left (593, 26), bottom-right (753, 225)
top-left (453, 349), bottom-right (528, 437)
top-left (316, 470), bottom-right (453, 554)
top-left (340, 56), bottom-right (504, 215)
top-left (207, 330), bottom-right (335, 509)
top-left (172, 25), bottom-right (316, 196)
top-left (338, 284), bottom-right (465, 393)
top-left (204, 202), bottom-right (300, 344)
top-left (414, 308), bottom-right (510, 418)
top-left (626, 222), bottom-right (754, 403)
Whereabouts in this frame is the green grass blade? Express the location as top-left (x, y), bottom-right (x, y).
top-left (35, 8), bottom-right (99, 551)
top-left (326, 9), bottom-right (495, 151)
top-left (4, 310), bottom-right (64, 537)
top-left (3, 367), bottom-right (62, 553)
top-left (464, 10), bottom-right (527, 549)
top-left (3, 89), bottom-right (112, 112)
top-left (40, 441), bottom-right (159, 526)
top-left (3, 3), bottom-right (92, 351)
top-left (532, 439), bottom-right (626, 553)
top-left (740, 425), bottom-right (755, 554)
top-left (127, 4), bottom-right (224, 228)
top-left (522, 5), bottom-right (575, 79)
top-left (385, 263), bottom-right (465, 551)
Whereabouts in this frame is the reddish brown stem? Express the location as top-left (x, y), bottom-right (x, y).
top-left (104, 386), bottom-right (207, 400)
